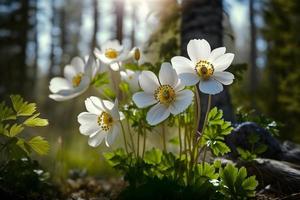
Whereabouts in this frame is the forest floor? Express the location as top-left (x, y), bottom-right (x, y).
top-left (62, 176), bottom-right (300, 200)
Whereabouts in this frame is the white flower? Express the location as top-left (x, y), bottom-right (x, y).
top-left (171, 39), bottom-right (235, 95)
top-left (132, 62), bottom-right (194, 126)
top-left (120, 69), bottom-right (140, 92)
top-left (77, 97), bottom-right (125, 147)
top-left (94, 40), bottom-right (126, 71)
top-left (49, 55), bottom-right (98, 101)
top-left (129, 47), bottom-right (141, 62)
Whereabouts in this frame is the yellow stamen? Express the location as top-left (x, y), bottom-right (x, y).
top-left (154, 85), bottom-right (176, 105)
top-left (105, 48), bottom-right (118, 59)
top-left (195, 60), bottom-right (214, 80)
top-left (98, 112), bottom-right (113, 132)
top-left (72, 73), bottom-right (83, 87)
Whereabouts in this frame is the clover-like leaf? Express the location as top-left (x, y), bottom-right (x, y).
top-left (9, 124), bottom-right (24, 137)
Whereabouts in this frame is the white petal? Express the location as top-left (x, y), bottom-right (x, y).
top-left (64, 65), bottom-right (77, 81)
top-left (187, 39), bottom-right (211, 63)
top-left (213, 71), bottom-right (234, 85)
top-left (78, 112), bottom-right (100, 136)
top-left (71, 57), bottom-right (85, 73)
top-left (110, 63), bottom-right (120, 71)
top-left (199, 79), bottom-right (223, 95)
top-left (89, 96), bottom-right (114, 112)
top-left (208, 47), bottom-right (226, 62)
top-left (110, 99), bottom-right (120, 120)
top-left (88, 131), bottom-right (106, 147)
top-left (105, 124), bottom-right (120, 147)
top-left (212, 53), bottom-right (234, 72)
top-left (49, 77), bottom-right (71, 93)
top-left (85, 98), bottom-right (101, 115)
top-left (158, 62), bottom-right (178, 87)
top-left (171, 56), bottom-right (195, 74)
top-left (169, 90), bottom-right (194, 115)
top-left (139, 71), bottom-right (160, 93)
top-left (119, 112), bottom-right (125, 120)
top-left (146, 103), bottom-right (170, 126)
top-left (84, 55), bottom-right (96, 78)
top-left (174, 79), bottom-right (185, 92)
top-left (133, 92), bottom-right (157, 108)
top-left (49, 86), bottom-right (88, 101)
top-left (178, 73), bottom-right (200, 86)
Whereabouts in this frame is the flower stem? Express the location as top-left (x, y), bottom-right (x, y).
top-left (178, 116), bottom-right (182, 159)
top-left (120, 121), bottom-right (129, 154)
top-left (137, 130), bottom-right (140, 157)
top-left (127, 118), bottom-right (135, 154)
top-left (162, 122), bottom-right (167, 152)
top-left (142, 128), bottom-right (147, 158)
top-left (202, 95), bottom-right (211, 133)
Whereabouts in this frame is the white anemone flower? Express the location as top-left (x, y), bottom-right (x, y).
top-left (120, 69), bottom-right (140, 92)
top-left (94, 40), bottom-right (126, 71)
top-left (171, 39), bottom-right (235, 95)
top-left (132, 62), bottom-right (194, 126)
top-left (77, 97), bottom-right (125, 147)
top-left (49, 55), bottom-right (98, 101)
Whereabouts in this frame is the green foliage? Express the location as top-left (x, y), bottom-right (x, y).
top-left (262, 0), bottom-right (300, 142)
top-left (0, 157), bottom-right (60, 199)
top-left (220, 163), bottom-right (258, 199)
top-left (236, 107), bottom-right (281, 136)
top-left (202, 107), bottom-right (233, 156)
top-left (236, 132), bottom-right (268, 162)
top-left (90, 72), bottom-right (109, 87)
top-left (227, 63), bottom-right (248, 81)
top-left (104, 148), bottom-right (258, 199)
top-left (0, 95), bottom-right (49, 158)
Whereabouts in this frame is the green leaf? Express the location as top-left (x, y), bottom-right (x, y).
top-left (169, 136), bottom-right (179, 145)
top-left (28, 136), bottom-right (50, 155)
top-left (23, 114), bottom-right (49, 127)
top-left (242, 176), bottom-right (258, 191)
top-left (0, 102), bottom-right (16, 121)
top-left (9, 124), bottom-right (24, 137)
top-left (119, 82), bottom-right (130, 93)
top-left (123, 63), bottom-right (140, 70)
top-left (237, 147), bottom-right (257, 161)
top-left (144, 148), bottom-right (162, 165)
top-left (91, 72), bottom-right (109, 87)
top-left (16, 138), bottom-right (31, 155)
top-left (196, 162), bottom-right (218, 180)
top-left (254, 144), bottom-right (268, 154)
top-left (10, 95), bottom-right (36, 116)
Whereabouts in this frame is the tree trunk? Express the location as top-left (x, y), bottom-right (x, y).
top-left (249, 0), bottom-right (257, 108)
top-left (115, 0), bottom-right (124, 43)
top-left (91, 0), bottom-right (99, 52)
top-left (181, 0), bottom-right (235, 131)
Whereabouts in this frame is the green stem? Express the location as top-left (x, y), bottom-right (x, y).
top-left (127, 119), bottom-right (135, 154)
top-left (162, 122), bottom-right (166, 152)
top-left (178, 117), bottom-right (182, 159)
top-left (137, 128), bottom-right (140, 157)
top-left (120, 121), bottom-right (129, 154)
top-left (142, 129), bottom-right (147, 158)
top-left (202, 95), bottom-right (212, 133)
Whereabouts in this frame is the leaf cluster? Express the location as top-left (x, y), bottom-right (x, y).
top-left (202, 107), bottom-right (234, 156)
top-left (0, 95), bottom-right (49, 159)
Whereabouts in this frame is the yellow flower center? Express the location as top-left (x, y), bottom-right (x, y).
top-left (105, 48), bottom-right (118, 59)
top-left (195, 60), bottom-right (214, 80)
top-left (134, 48), bottom-right (140, 61)
top-left (98, 112), bottom-right (113, 131)
top-left (154, 85), bottom-right (176, 105)
top-left (72, 73), bottom-right (83, 87)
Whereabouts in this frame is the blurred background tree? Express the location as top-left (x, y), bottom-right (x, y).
top-left (261, 0), bottom-right (300, 141)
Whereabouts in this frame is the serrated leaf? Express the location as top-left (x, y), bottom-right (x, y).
top-left (10, 95), bottom-right (36, 116)
top-left (0, 102), bottom-right (16, 121)
top-left (242, 176), bottom-right (258, 191)
top-left (28, 136), bottom-right (49, 155)
top-left (16, 138), bottom-right (31, 154)
top-left (9, 124), bottom-right (24, 137)
top-left (197, 162), bottom-right (218, 179)
top-left (144, 148), bottom-right (162, 165)
top-left (24, 114), bottom-right (49, 127)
